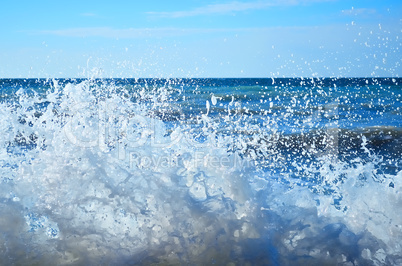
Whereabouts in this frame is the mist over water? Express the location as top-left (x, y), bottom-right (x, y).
top-left (0, 78), bottom-right (401, 265)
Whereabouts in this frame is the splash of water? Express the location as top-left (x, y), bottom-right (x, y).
top-left (0, 78), bottom-right (401, 265)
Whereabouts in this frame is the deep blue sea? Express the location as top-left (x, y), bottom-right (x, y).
top-left (0, 78), bottom-right (401, 265)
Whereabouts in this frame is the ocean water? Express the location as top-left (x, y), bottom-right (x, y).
top-left (0, 77), bottom-right (401, 265)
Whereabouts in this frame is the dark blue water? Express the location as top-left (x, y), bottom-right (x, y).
top-left (0, 78), bottom-right (401, 265)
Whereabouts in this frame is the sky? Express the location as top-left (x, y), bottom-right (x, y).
top-left (0, 0), bottom-right (401, 78)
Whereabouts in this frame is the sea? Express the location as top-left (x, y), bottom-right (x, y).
top-left (0, 77), bottom-right (401, 265)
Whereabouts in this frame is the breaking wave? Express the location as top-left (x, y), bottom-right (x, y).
top-left (0, 78), bottom-right (401, 265)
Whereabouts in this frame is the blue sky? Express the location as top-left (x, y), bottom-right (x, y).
top-left (0, 0), bottom-right (401, 78)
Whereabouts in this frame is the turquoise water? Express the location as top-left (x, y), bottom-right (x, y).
top-left (0, 78), bottom-right (401, 265)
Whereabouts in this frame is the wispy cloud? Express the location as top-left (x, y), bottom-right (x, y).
top-left (341, 7), bottom-right (377, 16)
top-left (147, 1), bottom-right (272, 18)
top-left (35, 27), bottom-right (249, 38)
top-left (33, 24), bottom-right (341, 39)
top-left (147, 0), bottom-right (334, 18)
top-left (81, 12), bottom-right (98, 17)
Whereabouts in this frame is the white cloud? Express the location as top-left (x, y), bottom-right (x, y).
top-left (34, 24), bottom-right (345, 40)
top-left (147, 2), bottom-right (272, 18)
top-left (39, 27), bottom-right (149, 38)
top-left (36, 27), bottom-right (248, 38)
top-left (81, 12), bottom-right (97, 17)
top-left (147, 0), bottom-right (334, 18)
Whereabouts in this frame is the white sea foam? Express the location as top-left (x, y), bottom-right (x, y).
top-left (0, 79), bottom-right (401, 265)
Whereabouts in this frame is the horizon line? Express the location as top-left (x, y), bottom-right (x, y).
top-left (1, 77), bottom-right (400, 80)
